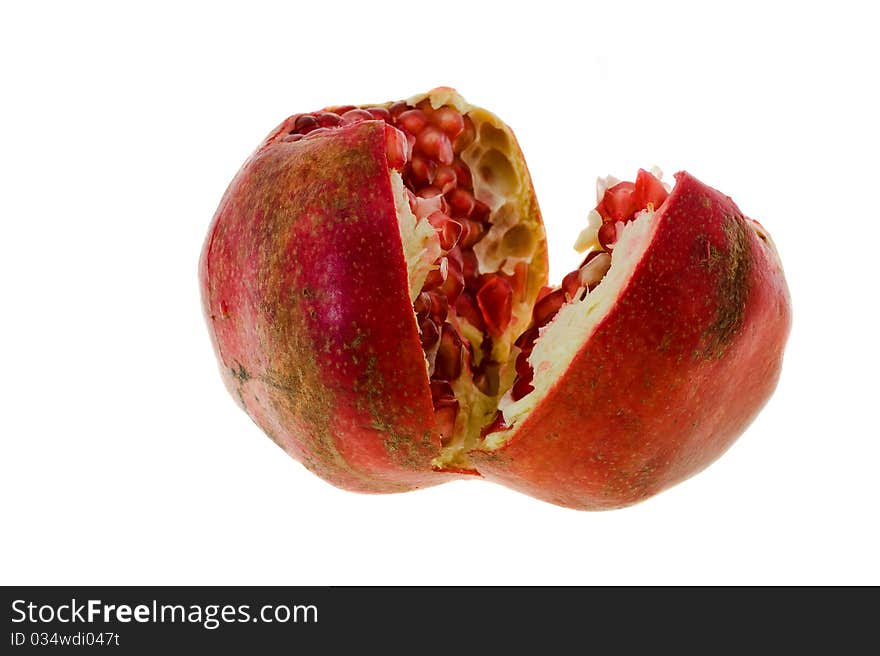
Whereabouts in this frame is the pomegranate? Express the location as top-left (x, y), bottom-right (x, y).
top-left (200, 88), bottom-right (791, 508)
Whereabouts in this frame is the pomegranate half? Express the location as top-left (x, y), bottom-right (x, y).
top-left (199, 87), bottom-right (791, 509)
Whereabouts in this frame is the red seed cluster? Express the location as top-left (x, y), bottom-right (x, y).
top-left (393, 100), bottom-right (519, 445)
top-left (595, 169), bottom-right (669, 251)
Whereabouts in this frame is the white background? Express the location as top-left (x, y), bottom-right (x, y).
top-left (2, 1), bottom-right (878, 585)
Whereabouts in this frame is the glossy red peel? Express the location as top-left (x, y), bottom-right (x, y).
top-left (470, 172), bottom-right (791, 509)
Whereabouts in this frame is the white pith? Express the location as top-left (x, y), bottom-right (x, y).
top-left (573, 209), bottom-right (603, 253)
top-left (391, 170), bottom-right (441, 303)
top-left (486, 208), bottom-right (659, 448)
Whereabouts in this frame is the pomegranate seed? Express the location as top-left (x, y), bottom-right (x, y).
top-left (389, 101), bottom-right (409, 119)
top-left (578, 252), bottom-right (612, 290)
top-left (294, 115), bottom-right (318, 133)
top-left (460, 249), bottom-right (480, 285)
top-left (480, 410), bottom-right (510, 438)
top-left (423, 268), bottom-right (444, 291)
top-left (439, 256), bottom-right (465, 306)
top-left (331, 105), bottom-right (355, 115)
top-left (430, 379), bottom-right (455, 402)
top-left (434, 394), bottom-right (458, 415)
top-left (457, 221), bottom-right (472, 249)
top-left (477, 276), bottom-right (513, 337)
top-left (412, 192), bottom-right (444, 220)
top-left (426, 211), bottom-right (450, 229)
top-left (431, 107), bottom-right (465, 139)
top-left (433, 397), bottom-right (459, 446)
top-left (598, 221), bottom-right (622, 251)
top-left (579, 249), bottom-right (603, 268)
top-left (471, 199), bottom-right (491, 223)
top-left (397, 109), bottom-right (428, 135)
top-left (454, 116), bottom-right (476, 153)
top-left (515, 349), bottom-right (532, 377)
top-left (282, 133), bottom-right (304, 143)
top-left (384, 125), bottom-right (408, 170)
top-left (415, 290), bottom-right (447, 323)
top-left (499, 261), bottom-right (528, 301)
top-left (562, 270), bottom-right (583, 301)
top-left (414, 292), bottom-right (429, 316)
top-left (597, 181), bottom-right (637, 221)
top-left (455, 291), bottom-right (485, 331)
top-left (428, 292), bottom-right (449, 323)
top-left (633, 168), bottom-right (669, 212)
top-left (419, 317), bottom-right (440, 349)
top-left (415, 127), bottom-right (454, 165)
top-left (434, 325), bottom-right (463, 381)
top-left (533, 288), bottom-right (567, 327)
top-left (440, 219), bottom-right (462, 251)
top-left (418, 186), bottom-right (443, 198)
top-left (304, 127), bottom-right (331, 138)
top-left (366, 106), bottom-right (391, 122)
top-left (458, 219), bottom-right (486, 248)
top-left (447, 188), bottom-right (475, 218)
top-left (452, 160), bottom-right (473, 188)
top-left (445, 245), bottom-right (463, 270)
top-left (511, 375), bottom-right (535, 401)
top-left (434, 165), bottom-right (457, 194)
top-left (428, 212), bottom-right (462, 250)
top-left (408, 156), bottom-right (437, 187)
top-left (415, 291), bottom-right (447, 323)
top-left (341, 108), bottom-right (374, 125)
top-left (316, 112), bottom-right (342, 127)
top-left (514, 325), bottom-right (539, 352)
top-left (535, 286), bottom-right (553, 303)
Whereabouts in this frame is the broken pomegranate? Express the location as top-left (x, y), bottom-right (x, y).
top-left (200, 87), bottom-right (791, 509)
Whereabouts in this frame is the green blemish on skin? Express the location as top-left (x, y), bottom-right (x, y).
top-left (230, 361), bottom-right (251, 382)
top-left (703, 216), bottom-right (750, 358)
top-left (703, 243), bottom-right (723, 270)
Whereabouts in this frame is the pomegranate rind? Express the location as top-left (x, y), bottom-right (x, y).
top-left (200, 120), bottom-right (447, 492)
top-left (469, 172), bottom-right (792, 510)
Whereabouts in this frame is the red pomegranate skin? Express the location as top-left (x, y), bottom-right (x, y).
top-left (469, 172), bottom-right (792, 510)
top-left (200, 119), bottom-right (449, 492)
